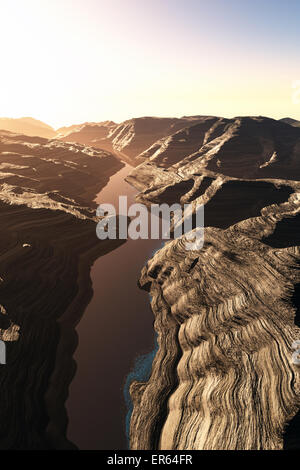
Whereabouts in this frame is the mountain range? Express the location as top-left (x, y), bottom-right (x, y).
top-left (1, 115), bottom-right (300, 177)
top-left (0, 113), bottom-right (300, 450)
top-left (0, 129), bottom-right (124, 448)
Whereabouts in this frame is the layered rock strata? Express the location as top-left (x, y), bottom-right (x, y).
top-left (128, 117), bottom-right (300, 450)
top-left (0, 131), bottom-right (124, 449)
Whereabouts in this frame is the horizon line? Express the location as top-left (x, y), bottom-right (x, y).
top-left (1, 113), bottom-right (300, 132)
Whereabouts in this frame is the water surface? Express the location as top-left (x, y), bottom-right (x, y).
top-left (66, 162), bottom-right (162, 449)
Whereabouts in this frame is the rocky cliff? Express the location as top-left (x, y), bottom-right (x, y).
top-left (57, 116), bottom-right (211, 163)
top-left (57, 115), bottom-right (300, 179)
top-left (106, 116), bottom-right (210, 160)
top-left (131, 116), bottom-right (300, 180)
top-left (127, 116), bottom-right (300, 450)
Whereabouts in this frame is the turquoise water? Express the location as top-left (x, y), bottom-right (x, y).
top-left (123, 332), bottom-right (158, 444)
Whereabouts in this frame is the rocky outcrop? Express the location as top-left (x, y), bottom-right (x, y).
top-left (130, 200), bottom-right (300, 450)
top-left (131, 116), bottom-right (300, 180)
top-left (57, 116), bottom-right (300, 175)
top-left (107, 116), bottom-right (210, 160)
top-left (0, 131), bottom-right (124, 449)
top-left (56, 116), bottom-right (214, 165)
top-left (127, 118), bottom-right (300, 450)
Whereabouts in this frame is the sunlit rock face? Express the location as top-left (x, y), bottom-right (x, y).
top-left (57, 116), bottom-right (300, 175)
top-left (0, 304), bottom-right (19, 343)
top-left (56, 116), bottom-right (300, 172)
top-left (130, 116), bottom-right (300, 180)
top-left (57, 116), bottom-right (212, 162)
top-left (0, 130), bottom-right (123, 205)
top-left (130, 199), bottom-right (300, 450)
top-left (107, 116), bottom-right (211, 160)
top-left (128, 116), bottom-right (300, 450)
top-left (0, 131), bottom-right (124, 449)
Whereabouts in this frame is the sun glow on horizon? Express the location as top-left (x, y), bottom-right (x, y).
top-left (1, 0), bottom-right (300, 128)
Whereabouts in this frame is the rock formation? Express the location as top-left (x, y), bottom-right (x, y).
top-left (57, 116), bottom-right (211, 163)
top-left (107, 116), bottom-right (209, 160)
top-left (0, 130), bottom-right (124, 449)
top-left (127, 116), bottom-right (300, 450)
top-left (130, 116), bottom-right (300, 180)
top-left (2, 114), bottom-right (300, 450)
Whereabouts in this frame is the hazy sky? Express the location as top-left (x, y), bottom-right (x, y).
top-left (1, 0), bottom-right (299, 128)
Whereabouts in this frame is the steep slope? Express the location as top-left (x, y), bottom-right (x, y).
top-left (131, 116), bottom-right (300, 180)
top-left (135, 117), bottom-right (219, 166)
top-left (56, 116), bottom-right (214, 164)
top-left (108, 116), bottom-right (211, 160)
top-left (127, 117), bottom-right (300, 450)
top-left (130, 198), bottom-right (300, 450)
top-left (0, 117), bottom-right (56, 139)
top-left (0, 131), bottom-right (124, 449)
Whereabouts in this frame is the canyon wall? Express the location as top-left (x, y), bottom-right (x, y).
top-left (128, 117), bottom-right (300, 450)
top-left (0, 131), bottom-right (124, 449)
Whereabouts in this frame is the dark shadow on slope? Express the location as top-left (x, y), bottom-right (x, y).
top-left (283, 408), bottom-right (300, 449)
top-left (203, 180), bottom-right (293, 229)
top-left (187, 177), bottom-right (214, 201)
top-left (262, 214), bottom-right (300, 248)
top-left (291, 283), bottom-right (300, 328)
top-left (283, 280), bottom-right (300, 450)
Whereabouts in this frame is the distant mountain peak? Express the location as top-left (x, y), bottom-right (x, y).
top-left (0, 117), bottom-right (55, 138)
top-left (280, 117), bottom-right (300, 127)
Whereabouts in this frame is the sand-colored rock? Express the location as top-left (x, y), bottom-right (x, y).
top-left (131, 116), bottom-right (300, 180)
top-left (57, 116), bottom-right (212, 163)
top-left (129, 194), bottom-right (300, 450)
top-left (107, 116), bottom-right (209, 160)
top-left (128, 117), bottom-right (300, 450)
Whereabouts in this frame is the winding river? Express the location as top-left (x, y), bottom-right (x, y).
top-left (66, 162), bottom-right (162, 449)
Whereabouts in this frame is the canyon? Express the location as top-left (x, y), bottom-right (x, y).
top-left (0, 130), bottom-right (124, 448)
top-left (0, 115), bottom-right (300, 449)
top-left (126, 116), bottom-right (300, 450)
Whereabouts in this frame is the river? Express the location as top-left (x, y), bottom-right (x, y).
top-left (65, 162), bottom-right (162, 449)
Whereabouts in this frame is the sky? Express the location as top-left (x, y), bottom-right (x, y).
top-left (0, 0), bottom-right (300, 128)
